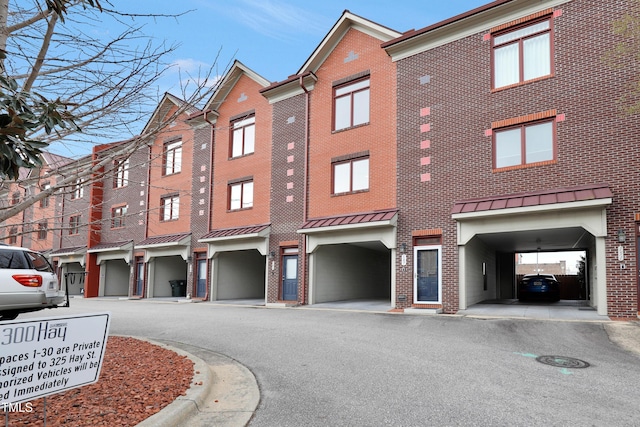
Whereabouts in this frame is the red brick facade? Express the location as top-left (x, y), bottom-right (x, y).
top-left (391, 0), bottom-right (639, 317)
top-left (6, 1), bottom-right (637, 318)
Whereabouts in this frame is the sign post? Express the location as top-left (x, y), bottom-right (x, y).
top-left (0, 312), bottom-right (111, 406)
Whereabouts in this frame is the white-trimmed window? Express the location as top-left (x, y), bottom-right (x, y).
top-left (163, 140), bottom-right (182, 175)
top-left (334, 78), bottom-right (370, 131)
top-left (494, 120), bottom-right (555, 169)
top-left (229, 180), bottom-right (253, 210)
top-left (69, 215), bottom-right (81, 235)
top-left (161, 195), bottom-right (179, 221)
top-left (231, 116), bottom-right (255, 158)
top-left (493, 18), bottom-right (552, 89)
top-left (114, 158), bottom-right (129, 188)
top-left (333, 157), bottom-right (369, 195)
top-left (111, 206), bottom-right (127, 228)
top-left (40, 183), bottom-right (50, 208)
top-left (71, 179), bottom-right (84, 200)
top-left (37, 222), bottom-right (48, 240)
top-left (414, 244), bottom-right (442, 304)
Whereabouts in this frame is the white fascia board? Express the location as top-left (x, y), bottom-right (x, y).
top-left (452, 198), bottom-right (612, 221)
top-left (386, 0), bottom-right (572, 62)
top-left (206, 61), bottom-right (270, 111)
top-left (298, 12), bottom-right (401, 74)
top-left (87, 242), bottom-right (134, 254)
top-left (263, 80), bottom-right (317, 104)
top-left (137, 236), bottom-right (191, 250)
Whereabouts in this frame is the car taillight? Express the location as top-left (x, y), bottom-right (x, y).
top-left (12, 274), bottom-right (43, 287)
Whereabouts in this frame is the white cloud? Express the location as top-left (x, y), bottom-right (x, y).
top-left (169, 58), bottom-right (211, 74)
top-left (232, 0), bottom-right (327, 41)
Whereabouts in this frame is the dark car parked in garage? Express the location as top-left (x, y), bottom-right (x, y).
top-left (518, 274), bottom-right (560, 301)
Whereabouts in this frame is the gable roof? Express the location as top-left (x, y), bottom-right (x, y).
top-left (140, 92), bottom-right (201, 136)
top-left (297, 10), bottom-right (401, 75)
top-left (204, 60), bottom-right (271, 113)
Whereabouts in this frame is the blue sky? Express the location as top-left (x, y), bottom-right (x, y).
top-left (50, 1), bottom-right (492, 157)
top-left (113, 0), bottom-right (491, 94)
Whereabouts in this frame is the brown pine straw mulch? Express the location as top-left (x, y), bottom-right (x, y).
top-left (5, 336), bottom-right (194, 426)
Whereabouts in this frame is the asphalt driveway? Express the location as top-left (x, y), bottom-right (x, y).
top-left (21, 298), bottom-right (640, 427)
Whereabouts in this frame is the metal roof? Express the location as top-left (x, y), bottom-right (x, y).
top-left (137, 233), bottom-right (191, 248)
top-left (451, 184), bottom-right (613, 215)
top-left (200, 224), bottom-right (270, 240)
top-left (301, 209), bottom-right (398, 230)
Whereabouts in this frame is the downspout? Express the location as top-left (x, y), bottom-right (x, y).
top-left (144, 143), bottom-right (152, 240)
top-left (142, 141), bottom-right (152, 299)
top-left (203, 110), bottom-right (216, 302)
top-left (298, 74), bottom-right (314, 305)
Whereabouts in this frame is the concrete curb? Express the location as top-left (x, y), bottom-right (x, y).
top-left (130, 337), bottom-right (261, 427)
top-left (135, 338), bottom-right (213, 427)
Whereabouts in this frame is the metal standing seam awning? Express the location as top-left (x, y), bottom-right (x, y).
top-left (451, 184), bottom-right (613, 248)
top-left (137, 233), bottom-right (192, 263)
top-left (199, 224), bottom-right (271, 257)
top-left (451, 183), bottom-right (613, 315)
top-left (87, 240), bottom-right (134, 264)
top-left (298, 209), bottom-right (398, 252)
top-left (50, 246), bottom-right (87, 266)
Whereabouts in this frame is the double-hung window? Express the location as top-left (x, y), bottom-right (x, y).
top-left (111, 206), bottom-right (127, 228)
top-left (37, 222), bottom-right (48, 240)
top-left (161, 195), bottom-right (179, 221)
top-left (230, 116), bottom-right (255, 158)
top-left (114, 158), bottom-right (129, 188)
top-left (163, 140), bottom-right (182, 175)
top-left (8, 227), bottom-right (17, 245)
top-left (493, 18), bottom-right (552, 89)
top-left (494, 120), bottom-right (555, 169)
top-left (333, 156), bottom-right (369, 195)
top-left (69, 215), bottom-right (81, 235)
top-left (334, 78), bottom-right (370, 131)
top-left (71, 179), bottom-right (83, 200)
top-left (229, 180), bottom-right (253, 211)
top-left (40, 183), bottom-right (50, 208)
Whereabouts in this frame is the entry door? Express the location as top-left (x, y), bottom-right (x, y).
top-left (282, 255), bottom-right (298, 301)
top-left (135, 259), bottom-right (144, 296)
top-left (196, 258), bottom-right (207, 298)
top-left (414, 246), bottom-right (442, 303)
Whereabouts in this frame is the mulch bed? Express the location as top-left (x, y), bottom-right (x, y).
top-left (4, 336), bottom-right (194, 426)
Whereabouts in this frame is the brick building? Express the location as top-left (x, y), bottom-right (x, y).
top-left (384, 0), bottom-right (639, 318)
top-left (3, 0), bottom-right (638, 319)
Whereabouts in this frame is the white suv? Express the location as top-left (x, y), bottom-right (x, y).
top-left (0, 245), bottom-right (66, 320)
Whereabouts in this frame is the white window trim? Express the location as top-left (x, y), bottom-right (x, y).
top-left (231, 116), bottom-right (256, 158)
top-left (413, 245), bottom-right (442, 304)
top-left (334, 78), bottom-right (370, 131)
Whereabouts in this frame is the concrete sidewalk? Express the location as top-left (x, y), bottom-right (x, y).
top-left (136, 340), bottom-right (260, 427)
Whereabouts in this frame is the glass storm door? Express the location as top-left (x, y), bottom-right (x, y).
top-left (414, 246), bottom-right (442, 303)
top-left (196, 258), bottom-right (207, 298)
top-left (135, 259), bottom-right (144, 296)
top-left (282, 255), bottom-right (298, 301)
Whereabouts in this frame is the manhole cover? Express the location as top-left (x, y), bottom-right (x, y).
top-left (536, 355), bottom-right (590, 368)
